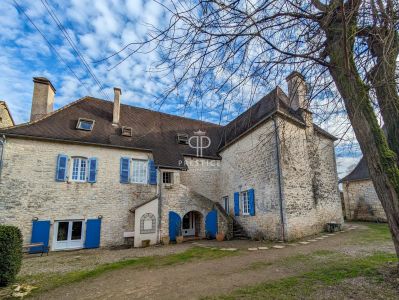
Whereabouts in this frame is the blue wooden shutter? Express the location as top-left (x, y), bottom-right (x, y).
top-left (234, 192), bottom-right (240, 216)
top-left (84, 219), bottom-right (102, 248)
top-left (148, 160), bottom-right (157, 185)
top-left (30, 220), bottom-right (50, 253)
top-left (168, 211), bottom-right (181, 242)
top-left (120, 157), bottom-right (130, 183)
top-left (55, 154), bottom-right (68, 182)
top-left (205, 210), bottom-right (218, 239)
top-left (87, 157), bottom-right (98, 183)
top-left (249, 188), bottom-right (255, 216)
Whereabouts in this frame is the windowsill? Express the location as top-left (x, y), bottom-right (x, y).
top-left (68, 180), bottom-right (88, 184)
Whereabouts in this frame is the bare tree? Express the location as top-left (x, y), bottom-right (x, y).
top-left (103, 0), bottom-right (399, 261)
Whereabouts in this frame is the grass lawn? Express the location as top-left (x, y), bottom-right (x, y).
top-left (1, 247), bottom-right (238, 298)
top-left (209, 223), bottom-right (399, 300)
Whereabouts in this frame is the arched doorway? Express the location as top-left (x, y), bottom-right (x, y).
top-left (182, 211), bottom-right (203, 237)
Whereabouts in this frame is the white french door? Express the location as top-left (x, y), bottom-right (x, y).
top-left (182, 212), bottom-right (196, 236)
top-left (53, 220), bottom-right (85, 250)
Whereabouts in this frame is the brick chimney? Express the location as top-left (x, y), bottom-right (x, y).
top-left (286, 71), bottom-right (307, 110)
top-left (30, 77), bottom-right (56, 122)
top-left (113, 87), bottom-right (122, 125)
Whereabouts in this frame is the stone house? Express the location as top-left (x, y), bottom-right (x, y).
top-left (0, 101), bottom-right (15, 128)
top-left (0, 72), bottom-right (343, 251)
top-left (340, 157), bottom-right (386, 222)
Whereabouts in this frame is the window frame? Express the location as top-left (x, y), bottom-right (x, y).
top-left (222, 196), bottom-right (229, 214)
top-left (162, 171), bottom-right (173, 184)
top-left (131, 159), bottom-right (148, 184)
top-left (70, 157), bottom-right (88, 182)
top-left (241, 191), bottom-right (250, 215)
top-left (76, 118), bottom-right (95, 131)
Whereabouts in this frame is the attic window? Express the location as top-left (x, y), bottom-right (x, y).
top-left (76, 118), bottom-right (95, 131)
top-left (176, 133), bottom-right (189, 145)
top-left (121, 126), bottom-right (133, 137)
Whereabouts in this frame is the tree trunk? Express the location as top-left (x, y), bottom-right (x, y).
top-left (322, 6), bottom-right (399, 262)
top-left (367, 29), bottom-right (399, 163)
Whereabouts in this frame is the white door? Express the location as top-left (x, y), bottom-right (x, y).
top-left (53, 220), bottom-right (85, 250)
top-left (182, 212), bottom-right (195, 236)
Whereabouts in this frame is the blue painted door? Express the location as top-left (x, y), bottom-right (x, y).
top-left (30, 220), bottom-right (50, 253)
top-left (169, 211), bottom-right (181, 241)
top-left (205, 210), bottom-right (218, 239)
top-left (84, 219), bottom-right (102, 249)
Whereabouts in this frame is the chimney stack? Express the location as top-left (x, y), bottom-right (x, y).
top-left (30, 77), bottom-right (56, 122)
top-left (113, 87), bottom-right (122, 125)
top-left (286, 71), bottom-right (307, 110)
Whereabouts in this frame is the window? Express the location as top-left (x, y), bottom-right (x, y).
top-left (76, 118), bottom-right (95, 131)
top-left (176, 133), bottom-right (189, 144)
top-left (241, 191), bottom-right (250, 215)
top-left (71, 157), bottom-right (87, 182)
top-left (132, 159), bottom-right (148, 184)
top-left (222, 196), bottom-right (229, 213)
top-left (121, 126), bottom-right (133, 137)
top-left (162, 172), bottom-right (173, 184)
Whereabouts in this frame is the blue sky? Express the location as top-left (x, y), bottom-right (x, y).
top-left (0, 0), bottom-right (361, 177)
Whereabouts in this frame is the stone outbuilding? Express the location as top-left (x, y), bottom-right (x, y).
top-left (341, 157), bottom-right (386, 222)
top-left (0, 73), bottom-right (343, 251)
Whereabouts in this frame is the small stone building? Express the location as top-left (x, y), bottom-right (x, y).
top-left (0, 73), bottom-right (343, 251)
top-left (341, 158), bottom-right (386, 222)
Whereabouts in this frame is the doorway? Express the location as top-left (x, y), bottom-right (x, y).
top-left (53, 220), bottom-right (85, 250)
top-left (182, 211), bottom-right (203, 237)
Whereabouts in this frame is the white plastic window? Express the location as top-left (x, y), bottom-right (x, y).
top-left (71, 157), bottom-right (87, 182)
top-left (132, 160), bottom-right (148, 184)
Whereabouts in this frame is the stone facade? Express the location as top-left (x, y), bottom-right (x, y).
top-left (0, 110), bottom-right (342, 248)
top-left (218, 119), bottom-right (283, 240)
top-left (277, 116), bottom-right (343, 240)
top-left (0, 101), bottom-right (14, 128)
top-left (0, 137), bottom-right (156, 247)
top-left (342, 179), bottom-right (386, 222)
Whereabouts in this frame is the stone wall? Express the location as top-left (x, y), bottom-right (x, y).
top-left (277, 116), bottom-right (343, 240)
top-left (160, 170), bottom-right (229, 239)
top-left (180, 156), bottom-right (221, 202)
top-left (342, 179), bottom-right (386, 222)
top-left (0, 102), bottom-right (14, 128)
top-left (0, 137), bottom-right (157, 248)
top-left (218, 120), bottom-right (283, 240)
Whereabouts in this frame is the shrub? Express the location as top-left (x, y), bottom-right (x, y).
top-left (0, 225), bottom-right (23, 286)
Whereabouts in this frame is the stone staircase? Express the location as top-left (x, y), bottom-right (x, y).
top-left (232, 219), bottom-right (250, 239)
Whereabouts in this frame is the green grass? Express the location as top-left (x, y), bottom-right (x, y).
top-left (5, 247), bottom-right (237, 298)
top-left (353, 222), bottom-right (392, 244)
top-left (210, 251), bottom-right (397, 300)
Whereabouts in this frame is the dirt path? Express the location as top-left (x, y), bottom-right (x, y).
top-left (32, 225), bottom-right (395, 300)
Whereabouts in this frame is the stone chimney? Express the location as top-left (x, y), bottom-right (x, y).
top-left (113, 87), bottom-right (122, 125)
top-left (30, 77), bottom-right (56, 122)
top-left (286, 71), bottom-right (307, 110)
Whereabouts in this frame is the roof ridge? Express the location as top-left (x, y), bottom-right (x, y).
top-left (86, 96), bottom-right (222, 127)
top-left (3, 96), bottom-right (90, 130)
top-left (224, 87), bottom-right (280, 126)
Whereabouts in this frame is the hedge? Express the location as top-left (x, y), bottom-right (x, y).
top-left (0, 225), bottom-right (23, 286)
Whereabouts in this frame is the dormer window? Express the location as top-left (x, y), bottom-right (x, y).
top-left (76, 118), bottom-right (95, 131)
top-left (121, 126), bottom-right (133, 137)
top-left (176, 133), bottom-right (189, 145)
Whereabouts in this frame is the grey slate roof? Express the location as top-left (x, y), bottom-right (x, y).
top-left (0, 88), bottom-right (337, 169)
top-left (340, 157), bottom-right (370, 182)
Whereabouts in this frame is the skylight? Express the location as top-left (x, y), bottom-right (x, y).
top-left (121, 126), bottom-right (133, 137)
top-left (176, 133), bottom-right (189, 144)
top-left (76, 118), bottom-right (95, 131)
